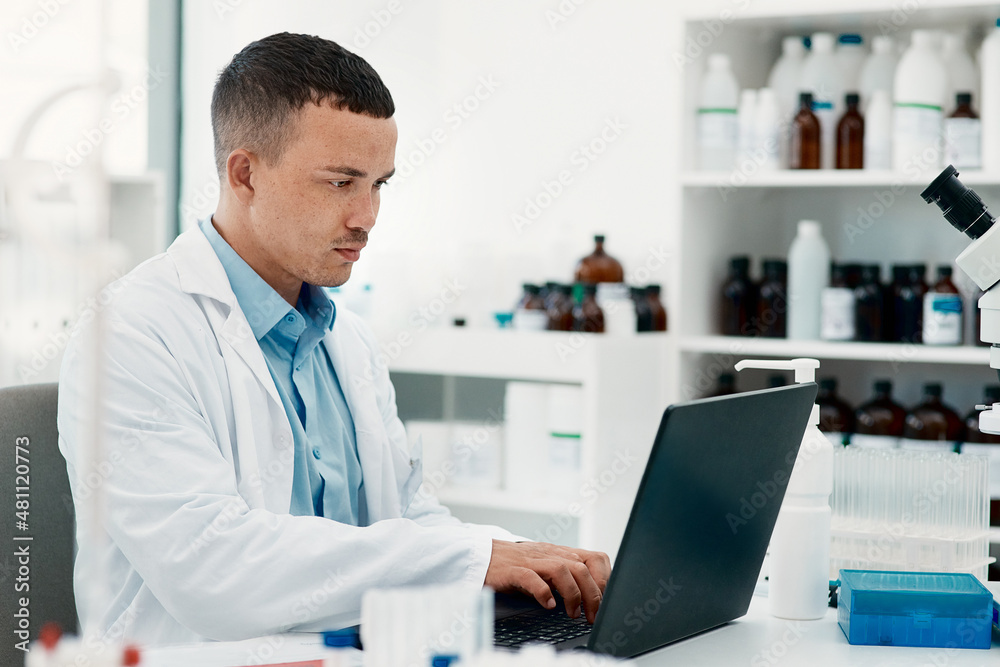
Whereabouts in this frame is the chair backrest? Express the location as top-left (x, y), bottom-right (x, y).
top-left (0, 382), bottom-right (76, 667)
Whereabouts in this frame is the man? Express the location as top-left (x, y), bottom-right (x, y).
top-left (57, 32), bottom-right (609, 645)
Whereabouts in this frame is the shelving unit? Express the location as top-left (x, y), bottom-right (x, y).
top-left (676, 0), bottom-right (1000, 576)
top-left (388, 329), bottom-right (669, 562)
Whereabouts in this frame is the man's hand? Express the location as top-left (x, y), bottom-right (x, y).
top-left (485, 540), bottom-right (612, 624)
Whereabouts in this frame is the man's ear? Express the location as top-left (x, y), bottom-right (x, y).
top-left (225, 149), bottom-right (256, 206)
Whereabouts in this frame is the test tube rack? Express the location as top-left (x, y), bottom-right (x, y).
top-left (829, 447), bottom-right (995, 581)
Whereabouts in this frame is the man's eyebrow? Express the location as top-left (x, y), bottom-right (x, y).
top-left (318, 166), bottom-right (396, 180)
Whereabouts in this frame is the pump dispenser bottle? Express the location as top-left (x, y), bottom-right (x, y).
top-left (734, 358), bottom-right (832, 621)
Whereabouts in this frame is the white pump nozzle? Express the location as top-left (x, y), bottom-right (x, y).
top-left (734, 358), bottom-right (820, 384)
top-left (735, 358), bottom-right (821, 426)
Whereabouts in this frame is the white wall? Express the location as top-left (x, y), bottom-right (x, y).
top-left (180, 1), bottom-right (682, 337)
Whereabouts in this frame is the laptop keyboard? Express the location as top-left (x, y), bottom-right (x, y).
top-left (494, 608), bottom-right (592, 648)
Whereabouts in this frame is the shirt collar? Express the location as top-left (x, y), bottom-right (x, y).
top-left (200, 217), bottom-right (335, 340)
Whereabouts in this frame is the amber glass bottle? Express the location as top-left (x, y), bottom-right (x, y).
top-left (631, 287), bottom-right (652, 332)
top-left (645, 285), bottom-right (668, 332)
top-left (756, 259), bottom-right (787, 338)
top-left (721, 256), bottom-right (756, 336)
top-left (891, 264), bottom-right (928, 343)
top-left (853, 264), bottom-right (885, 342)
top-left (835, 92), bottom-right (864, 169)
top-left (572, 283), bottom-right (605, 333)
top-left (901, 383), bottom-right (963, 451)
top-left (575, 235), bottom-right (624, 284)
top-left (513, 284), bottom-right (548, 330)
top-left (853, 380), bottom-right (906, 449)
top-left (790, 92), bottom-right (821, 169)
top-left (706, 373), bottom-right (737, 398)
top-left (817, 377), bottom-right (855, 445)
top-left (546, 284), bottom-right (574, 331)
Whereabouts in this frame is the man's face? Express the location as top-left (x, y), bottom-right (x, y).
top-left (244, 103), bottom-right (397, 290)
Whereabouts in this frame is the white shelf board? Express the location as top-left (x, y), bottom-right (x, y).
top-left (436, 487), bottom-right (576, 516)
top-left (678, 335), bottom-right (991, 365)
top-left (387, 328), bottom-right (669, 383)
top-left (680, 170), bottom-right (1000, 189)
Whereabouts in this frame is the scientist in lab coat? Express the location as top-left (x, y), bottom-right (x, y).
top-left (57, 32), bottom-right (610, 645)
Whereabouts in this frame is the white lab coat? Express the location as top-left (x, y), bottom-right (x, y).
top-left (57, 226), bottom-right (519, 646)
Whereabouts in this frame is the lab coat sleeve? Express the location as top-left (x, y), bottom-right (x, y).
top-left (61, 313), bottom-right (498, 641)
top-left (356, 320), bottom-right (528, 543)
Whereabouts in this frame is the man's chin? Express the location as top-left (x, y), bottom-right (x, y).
top-left (317, 266), bottom-right (353, 288)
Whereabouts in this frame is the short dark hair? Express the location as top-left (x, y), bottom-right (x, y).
top-left (211, 32), bottom-right (395, 175)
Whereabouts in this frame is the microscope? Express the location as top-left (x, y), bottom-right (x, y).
top-left (922, 165), bottom-right (1000, 434)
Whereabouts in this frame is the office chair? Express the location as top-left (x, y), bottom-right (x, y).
top-left (0, 382), bottom-right (76, 667)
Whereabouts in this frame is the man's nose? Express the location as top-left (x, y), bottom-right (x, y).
top-left (348, 191), bottom-right (377, 231)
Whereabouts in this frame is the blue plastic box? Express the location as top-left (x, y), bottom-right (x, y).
top-left (838, 570), bottom-right (993, 649)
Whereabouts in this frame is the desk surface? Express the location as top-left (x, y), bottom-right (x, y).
top-left (145, 590), bottom-right (999, 667)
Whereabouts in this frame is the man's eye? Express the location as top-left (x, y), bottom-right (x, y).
top-left (330, 181), bottom-right (349, 188)
top-left (374, 180), bottom-right (388, 190)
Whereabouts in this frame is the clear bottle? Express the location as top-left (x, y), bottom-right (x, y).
top-left (513, 284), bottom-right (549, 331)
top-left (788, 220), bottom-right (830, 340)
top-left (853, 264), bottom-right (886, 342)
top-left (852, 380), bottom-right (906, 449)
top-left (817, 377), bottom-right (855, 446)
top-left (697, 53), bottom-right (740, 170)
top-left (836, 93), bottom-right (864, 169)
top-left (900, 383), bottom-right (963, 452)
top-left (893, 30), bottom-right (947, 173)
top-left (754, 88), bottom-right (782, 170)
top-left (944, 93), bottom-right (982, 170)
top-left (738, 88), bottom-right (758, 160)
top-left (546, 284), bottom-right (574, 332)
top-left (757, 259), bottom-right (788, 338)
top-left (836, 34), bottom-right (867, 94)
top-left (982, 19), bottom-right (1000, 173)
top-left (799, 32), bottom-right (842, 170)
top-left (922, 265), bottom-right (963, 345)
top-left (721, 256), bottom-right (756, 336)
top-left (631, 286), bottom-right (652, 332)
top-left (859, 36), bottom-right (897, 108)
top-left (821, 263), bottom-right (855, 341)
top-left (645, 285), bottom-right (668, 332)
top-left (790, 92), bottom-right (821, 169)
top-left (863, 89), bottom-right (893, 170)
top-left (572, 283), bottom-right (605, 333)
top-left (768, 36), bottom-right (807, 125)
top-left (574, 235), bottom-right (624, 284)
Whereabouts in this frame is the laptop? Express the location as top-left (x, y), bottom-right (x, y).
top-left (494, 384), bottom-right (818, 659)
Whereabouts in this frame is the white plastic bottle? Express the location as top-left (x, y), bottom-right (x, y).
top-left (864, 90), bottom-right (893, 170)
top-left (892, 30), bottom-right (947, 174)
top-left (767, 36), bottom-right (806, 169)
top-left (799, 32), bottom-right (842, 169)
top-left (835, 33), bottom-right (867, 94)
top-left (754, 88), bottom-right (782, 171)
top-left (697, 54), bottom-right (739, 171)
top-left (734, 358), bottom-right (832, 621)
top-left (859, 36), bottom-right (897, 109)
top-left (787, 220), bottom-right (831, 340)
top-left (941, 31), bottom-right (979, 115)
top-left (738, 88), bottom-right (758, 160)
top-left (982, 19), bottom-right (1000, 173)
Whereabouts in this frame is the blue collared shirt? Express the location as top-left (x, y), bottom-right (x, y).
top-left (201, 217), bottom-right (363, 525)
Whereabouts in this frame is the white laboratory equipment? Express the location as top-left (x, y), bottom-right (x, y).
top-left (734, 358), bottom-right (832, 621)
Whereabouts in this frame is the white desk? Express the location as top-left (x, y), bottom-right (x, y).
top-left (144, 589), bottom-right (999, 667)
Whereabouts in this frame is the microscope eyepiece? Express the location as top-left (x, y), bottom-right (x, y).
top-left (920, 165), bottom-right (996, 239)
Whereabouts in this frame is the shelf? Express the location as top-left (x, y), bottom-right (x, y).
top-left (680, 170), bottom-right (1000, 189)
top-left (678, 335), bottom-right (991, 365)
top-left (436, 487), bottom-right (576, 516)
top-left (387, 328), bottom-right (668, 383)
